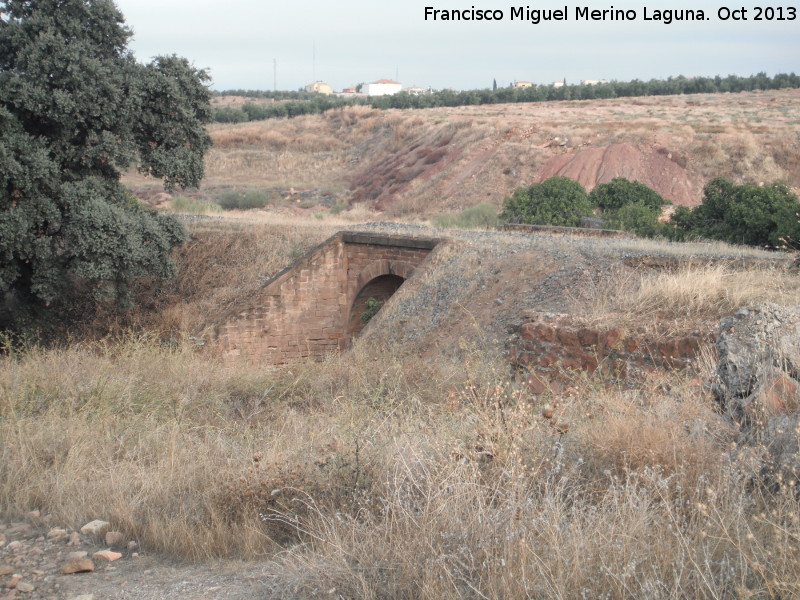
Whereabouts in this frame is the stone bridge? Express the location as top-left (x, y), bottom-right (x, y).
top-left (216, 232), bottom-right (441, 364)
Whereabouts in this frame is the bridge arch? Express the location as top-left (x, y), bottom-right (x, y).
top-left (217, 232), bottom-right (440, 364)
top-left (347, 260), bottom-right (416, 339)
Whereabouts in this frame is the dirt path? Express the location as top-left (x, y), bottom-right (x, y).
top-left (1, 518), bottom-right (275, 600)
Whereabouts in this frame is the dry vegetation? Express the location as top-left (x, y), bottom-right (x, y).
top-left (123, 90), bottom-right (800, 219)
top-left (575, 260), bottom-right (800, 333)
top-left (2, 331), bottom-right (799, 598)
top-left (2, 221), bottom-right (800, 598)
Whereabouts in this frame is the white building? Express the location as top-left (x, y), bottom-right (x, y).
top-left (405, 85), bottom-right (432, 96)
top-left (362, 79), bottom-right (402, 96)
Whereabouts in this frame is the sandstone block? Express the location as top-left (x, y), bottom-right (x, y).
top-left (577, 328), bottom-right (598, 348)
top-left (79, 520), bottom-right (109, 539)
top-left (535, 323), bottom-right (556, 342)
top-left (603, 328), bottom-right (623, 348)
top-left (60, 558), bottom-right (94, 574)
top-left (92, 550), bottom-right (121, 562)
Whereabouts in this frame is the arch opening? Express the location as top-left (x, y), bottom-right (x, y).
top-left (348, 274), bottom-right (405, 338)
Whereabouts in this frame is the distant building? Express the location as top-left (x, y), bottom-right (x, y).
top-left (552, 81), bottom-right (565, 88)
top-left (362, 79), bottom-right (402, 96)
top-left (305, 81), bottom-right (333, 94)
top-left (340, 86), bottom-right (358, 95)
top-left (580, 79), bottom-right (609, 86)
top-left (513, 80), bottom-right (533, 88)
top-left (405, 85), bottom-right (432, 96)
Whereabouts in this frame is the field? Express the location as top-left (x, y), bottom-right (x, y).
top-left (3, 90), bottom-right (800, 598)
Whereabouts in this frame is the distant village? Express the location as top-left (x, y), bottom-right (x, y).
top-left (305, 78), bottom-right (611, 97)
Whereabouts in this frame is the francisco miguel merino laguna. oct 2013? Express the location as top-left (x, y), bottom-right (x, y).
top-left (421, 6), bottom-right (794, 24)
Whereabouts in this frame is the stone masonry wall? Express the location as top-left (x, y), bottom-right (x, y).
top-left (216, 232), bottom-right (438, 365)
top-left (511, 312), bottom-right (714, 393)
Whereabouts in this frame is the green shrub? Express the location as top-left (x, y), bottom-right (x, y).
top-left (604, 203), bottom-right (664, 237)
top-left (500, 177), bottom-right (593, 227)
top-left (215, 189), bottom-right (270, 210)
top-left (589, 178), bottom-right (669, 212)
top-left (669, 178), bottom-right (800, 247)
top-left (589, 178), bottom-right (669, 237)
top-left (360, 298), bottom-right (384, 323)
top-left (434, 203), bottom-right (499, 229)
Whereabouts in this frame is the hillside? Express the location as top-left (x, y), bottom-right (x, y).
top-left (125, 89), bottom-right (800, 216)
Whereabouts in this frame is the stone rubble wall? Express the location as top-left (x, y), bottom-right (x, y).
top-left (510, 312), bottom-right (714, 392)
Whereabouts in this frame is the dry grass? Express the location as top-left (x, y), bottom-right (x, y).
top-left (4, 335), bottom-right (797, 596)
top-left (3, 219), bottom-right (800, 596)
top-left (575, 261), bottom-right (800, 331)
top-left (628, 262), bottom-right (800, 316)
top-left (111, 217), bottom-right (341, 339)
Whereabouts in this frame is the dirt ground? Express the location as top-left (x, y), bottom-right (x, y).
top-left (0, 518), bottom-right (277, 600)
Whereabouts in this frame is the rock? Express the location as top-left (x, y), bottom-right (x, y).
top-left (6, 574), bottom-right (20, 588)
top-left (104, 531), bottom-right (125, 548)
top-left (715, 304), bottom-right (800, 425)
top-left (126, 541), bottom-right (138, 551)
top-left (66, 532), bottom-right (81, 546)
top-left (15, 582), bottom-right (33, 593)
top-left (92, 550), bottom-right (121, 562)
top-left (4, 524), bottom-right (32, 536)
top-left (67, 595), bottom-right (94, 600)
top-left (6, 541), bottom-right (22, 553)
top-left (46, 528), bottom-right (67, 540)
top-left (0, 565), bottom-right (14, 576)
top-left (715, 305), bottom-right (800, 494)
top-left (79, 521), bottom-right (110, 539)
top-left (60, 558), bottom-right (94, 574)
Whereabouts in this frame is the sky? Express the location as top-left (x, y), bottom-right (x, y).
top-left (112, 0), bottom-right (799, 92)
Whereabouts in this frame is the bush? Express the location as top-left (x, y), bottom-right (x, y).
top-left (589, 178), bottom-right (669, 212)
top-left (604, 202), bottom-right (665, 238)
top-left (213, 107), bottom-right (248, 123)
top-left (500, 177), bottom-right (593, 227)
top-left (360, 297), bottom-right (383, 323)
top-left (215, 189), bottom-right (270, 210)
top-left (669, 178), bottom-right (800, 247)
top-left (589, 178), bottom-right (670, 237)
top-left (434, 203), bottom-right (499, 229)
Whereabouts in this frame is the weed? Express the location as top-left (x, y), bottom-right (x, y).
top-left (167, 196), bottom-right (221, 214)
top-left (433, 203), bottom-right (499, 230)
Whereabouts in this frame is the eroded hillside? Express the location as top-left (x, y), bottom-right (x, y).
top-left (125, 89), bottom-right (800, 215)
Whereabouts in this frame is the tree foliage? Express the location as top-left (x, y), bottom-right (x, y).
top-left (0, 0), bottom-right (212, 326)
top-left (589, 178), bottom-right (668, 212)
top-left (669, 178), bottom-right (800, 247)
top-left (213, 72), bottom-right (800, 123)
top-left (589, 178), bottom-right (669, 237)
top-left (501, 177), bottom-right (593, 227)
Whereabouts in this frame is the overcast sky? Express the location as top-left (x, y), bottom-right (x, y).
top-left (112, 0), bottom-right (799, 92)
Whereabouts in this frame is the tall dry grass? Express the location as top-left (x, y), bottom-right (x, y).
top-left (1, 333), bottom-right (799, 597)
top-left (576, 260), bottom-right (800, 331)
